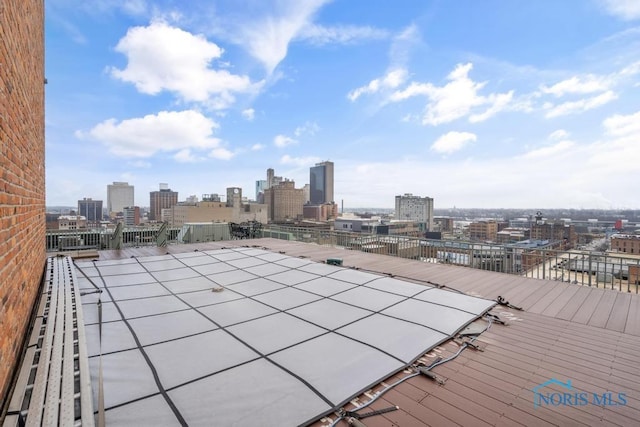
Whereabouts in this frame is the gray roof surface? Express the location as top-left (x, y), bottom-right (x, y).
top-left (89, 239), bottom-right (640, 426)
top-left (76, 242), bottom-right (495, 426)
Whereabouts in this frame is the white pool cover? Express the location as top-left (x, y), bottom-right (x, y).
top-left (75, 248), bottom-right (495, 426)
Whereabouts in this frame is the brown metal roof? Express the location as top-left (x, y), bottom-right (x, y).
top-left (92, 239), bottom-right (640, 426)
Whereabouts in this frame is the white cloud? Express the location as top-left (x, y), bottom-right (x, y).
top-left (389, 63), bottom-right (513, 126)
top-left (377, 60), bottom-right (636, 126)
top-left (600, 0), bottom-right (640, 20)
top-left (298, 24), bottom-right (389, 45)
top-left (336, 113), bottom-right (640, 208)
top-left (235, 0), bottom-right (329, 74)
top-left (222, 1), bottom-right (387, 74)
top-left (533, 61), bottom-right (639, 118)
top-left (174, 148), bottom-right (204, 163)
top-left (209, 148), bottom-right (234, 160)
top-left (346, 26), bottom-right (417, 103)
top-left (520, 140), bottom-right (575, 159)
top-left (241, 108), bottom-right (255, 121)
top-left (251, 143), bottom-right (265, 151)
top-left (389, 24), bottom-right (420, 66)
top-left (294, 121), bottom-right (320, 137)
top-left (431, 131), bottom-right (477, 154)
top-left (540, 75), bottom-right (610, 97)
top-left (603, 110), bottom-right (640, 136)
top-left (545, 90), bottom-right (617, 118)
top-left (389, 81), bottom-right (432, 101)
top-left (77, 110), bottom-right (222, 158)
top-left (383, 69), bottom-right (409, 89)
top-left (618, 60), bottom-right (640, 76)
top-left (348, 68), bottom-right (408, 101)
top-left (274, 134), bottom-right (298, 147)
top-left (280, 154), bottom-right (321, 166)
top-left (580, 110), bottom-right (640, 177)
top-left (549, 129), bottom-right (570, 140)
top-left (110, 21), bottom-right (259, 108)
top-left (348, 80), bottom-right (380, 101)
top-left (273, 121), bottom-right (318, 149)
top-left (469, 91), bottom-right (514, 123)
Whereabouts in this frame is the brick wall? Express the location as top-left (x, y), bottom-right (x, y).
top-left (0, 0), bottom-right (45, 404)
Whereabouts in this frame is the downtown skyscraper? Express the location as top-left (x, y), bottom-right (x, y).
top-left (149, 183), bottom-right (178, 221)
top-left (395, 193), bottom-right (434, 231)
top-left (309, 161), bottom-right (334, 204)
top-left (77, 198), bottom-right (103, 222)
top-left (107, 182), bottom-right (134, 217)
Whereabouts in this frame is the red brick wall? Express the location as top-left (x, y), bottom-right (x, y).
top-left (630, 265), bottom-right (640, 285)
top-left (0, 0), bottom-right (45, 404)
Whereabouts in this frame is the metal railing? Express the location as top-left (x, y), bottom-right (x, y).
top-left (46, 227), bottom-right (181, 251)
top-left (45, 225), bottom-right (640, 293)
top-left (260, 225), bottom-right (640, 293)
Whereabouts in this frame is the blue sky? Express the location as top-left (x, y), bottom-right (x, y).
top-left (45, 0), bottom-right (640, 209)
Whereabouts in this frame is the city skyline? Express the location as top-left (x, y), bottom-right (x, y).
top-left (46, 0), bottom-right (640, 209)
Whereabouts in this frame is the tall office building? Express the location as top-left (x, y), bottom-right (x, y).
top-left (264, 181), bottom-right (305, 222)
top-left (469, 220), bottom-right (498, 241)
top-left (530, 220), bottom-right (576, 249)
top-left (309, 161), bottom-right (334, 204)
top-left (123, 206), bottom-right (140, 226)
top-left (149, 183), bottom-right (178, 221)
top-left (169, 188), bottom-right (268, 226)
top-left (255, 180), bottom-right (267, 202)
top-left (77, 198), bottom-right (103, 222)
top-left (302, 184), bottom-right (310, 204)
top-left (266, 168), bottom-right (283, 189)
top-left (395, 193), bottom-right (434, 231)
top-left (107, 182), bottom-right (134, 217)
top-left (267, 168), bottom-right (274, 188)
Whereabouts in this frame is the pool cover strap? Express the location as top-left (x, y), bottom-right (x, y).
top-left (97, 299), bottom-right (105, 427)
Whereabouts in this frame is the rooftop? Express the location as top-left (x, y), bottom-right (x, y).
top-left (4, 238), bottom-right (640, 426)
top-left (612, 234), bottom-right (640, 240)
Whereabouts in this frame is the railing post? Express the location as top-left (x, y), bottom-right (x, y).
top-left (156, 222), bottom-right (167, 247)
top-left (619, 256), bottom-right (623, 292)
top-left (636, 259), bottom-right (639, 294)
top-left (604, 253), bottom-right (608, 289)
top-left (107, 223), bottom-right (122, 250)
top-left (628, 258), bottom-right (632, 293)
